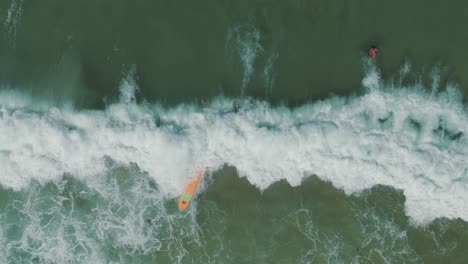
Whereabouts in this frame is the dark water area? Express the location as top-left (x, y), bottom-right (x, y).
top-left (201, 168), bottom-right (468, 264)
top-left (1, 0), bottom-right (468, 108)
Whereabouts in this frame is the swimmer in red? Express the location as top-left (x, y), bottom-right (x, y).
top-left (368, 45), bottom-right (379, 58)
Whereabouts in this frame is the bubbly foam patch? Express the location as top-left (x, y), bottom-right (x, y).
top-left (0, 67), bottom-right (467, 225)
top-left (0, 170), bottom-right (203, 263)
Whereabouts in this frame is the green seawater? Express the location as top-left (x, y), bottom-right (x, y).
top-left (1, 0), bottom-right (468, 107)
top-left (1, 167), bottom-right (467, 263)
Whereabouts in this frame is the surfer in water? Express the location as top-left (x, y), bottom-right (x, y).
top-left (368, 45), bottom-right (379, 58)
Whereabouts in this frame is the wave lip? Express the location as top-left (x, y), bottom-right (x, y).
top-left (0, 68), bottom-right (467, 225)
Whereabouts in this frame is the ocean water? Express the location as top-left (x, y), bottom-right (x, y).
top-left (1, 0), bottom-right (468, 263)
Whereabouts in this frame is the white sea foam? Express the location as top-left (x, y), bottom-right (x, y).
top-left (0, 67), bottom-right (467, 225)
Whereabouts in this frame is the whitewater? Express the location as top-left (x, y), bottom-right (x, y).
top-left (0, 65), bottom-right (466, 226)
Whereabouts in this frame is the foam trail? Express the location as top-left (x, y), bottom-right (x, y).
top-left (0, 67), bottom-right (467, 225)
top-left (228, 23), bottom-right (263, 95)
top-left (119, 66), bottom-right (139, 104)
top-left (430, 66), bottom-right (441, 98)
top-left (4, 0), bottom-right (23, 41)
top-left (0, 223), bottom-right (6, 262)
top-left (263, 52), bottom-right (279, 96)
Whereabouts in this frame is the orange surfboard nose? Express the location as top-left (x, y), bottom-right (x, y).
top-left (178, 198), bottom-right (190, 211)
top-left (178, 168), bottom-right (204, 211)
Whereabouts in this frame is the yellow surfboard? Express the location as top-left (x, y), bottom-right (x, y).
top-left (178, 167), bottom-right (204, 211)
